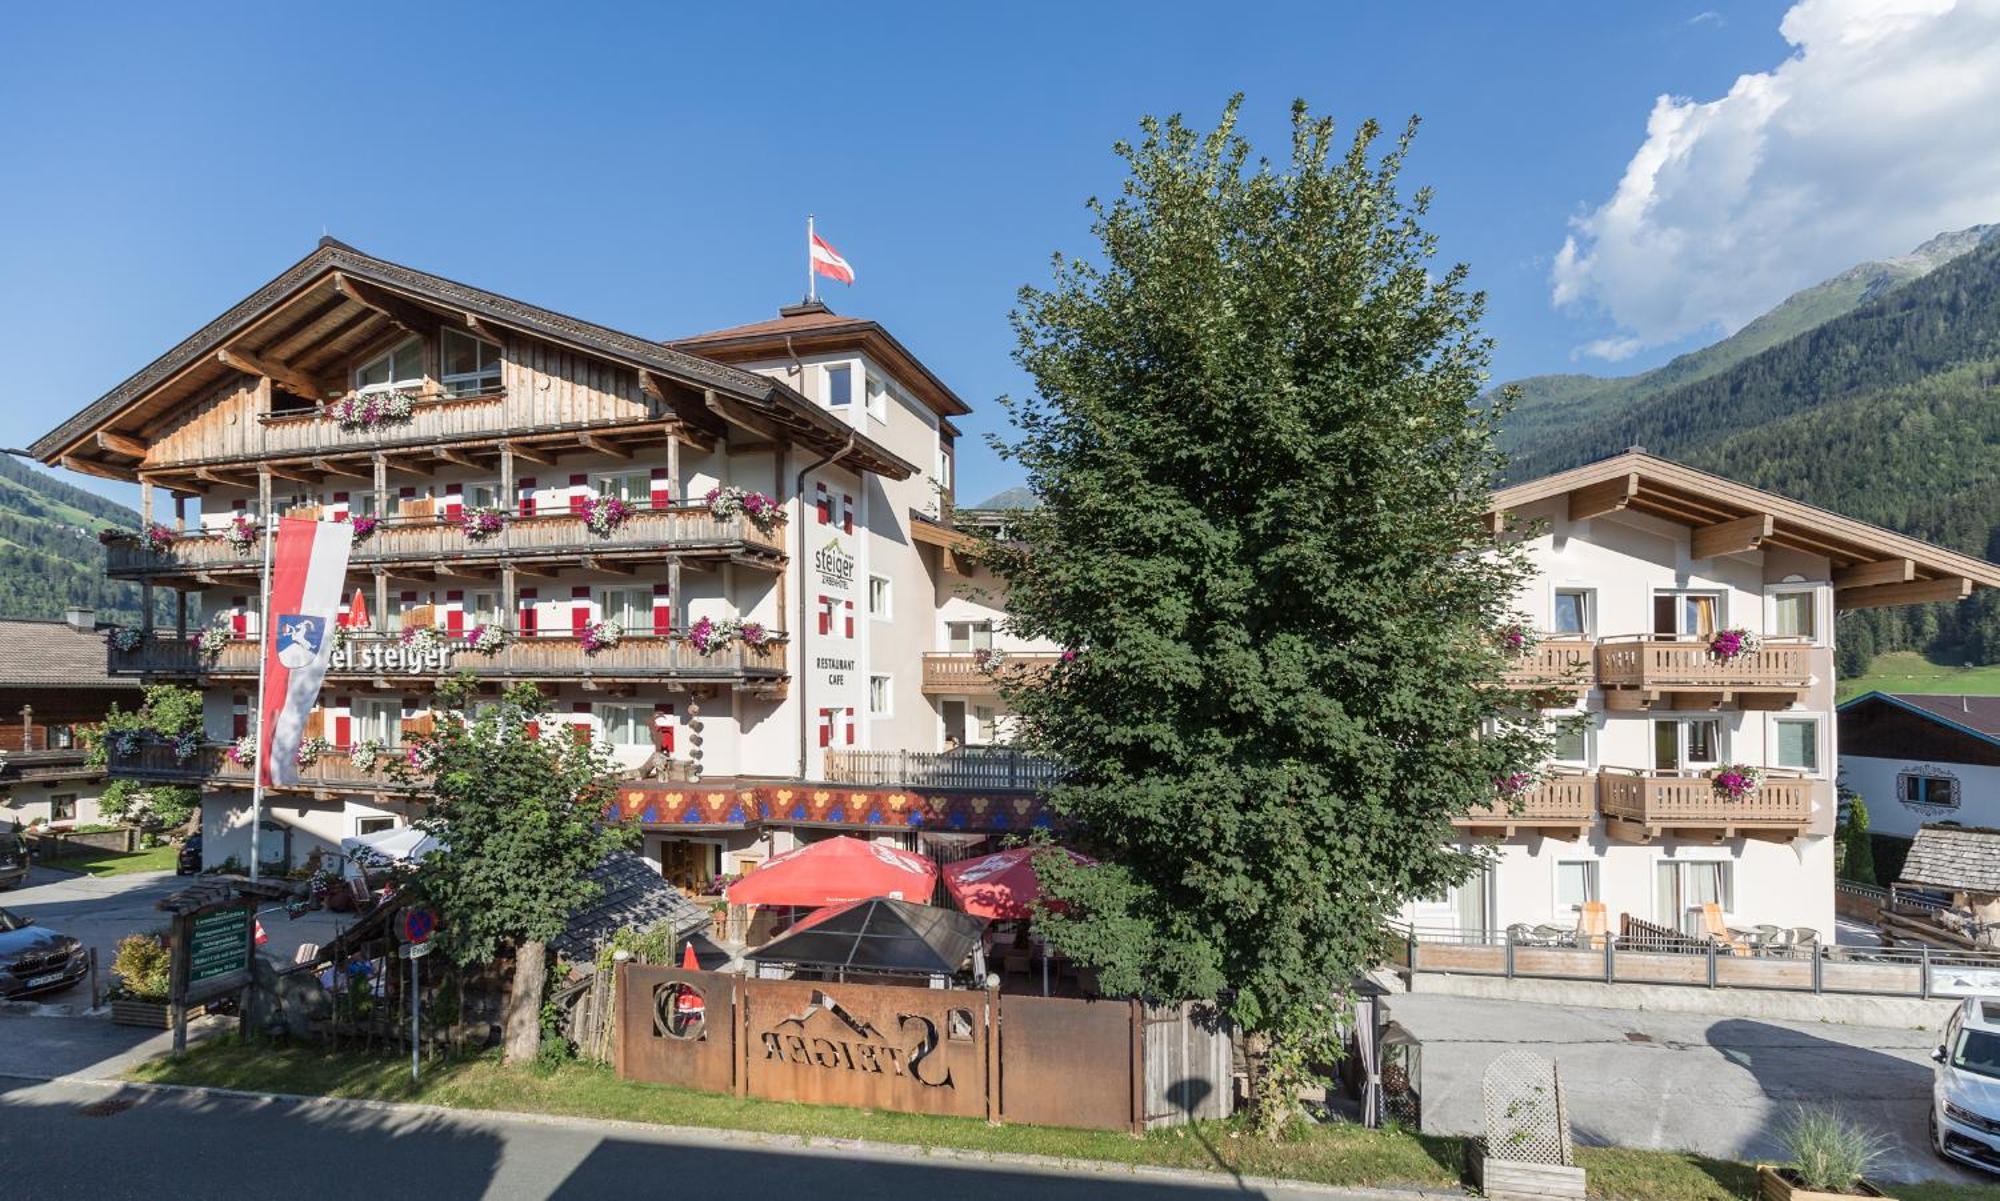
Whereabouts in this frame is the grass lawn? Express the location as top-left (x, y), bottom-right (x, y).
top-left (43, 842), bottom-right (178, 877)
top-left (128, 1038), bottom-right (1994, 1200)
top-left (1838, 651), bottom-right (2000, 703)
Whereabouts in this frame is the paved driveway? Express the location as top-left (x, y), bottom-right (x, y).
top-left (1385, 991), bottom-right (1982, 1186)
top-left (0, 865), bottom-right (349, 1004)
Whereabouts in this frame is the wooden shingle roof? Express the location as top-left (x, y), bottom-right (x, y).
top-left (1900, 825), bottom-right (2000, 894)
top-left (0, 620), bottom-right (138, 691)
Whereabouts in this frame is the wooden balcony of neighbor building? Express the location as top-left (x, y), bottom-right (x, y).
top-left (1454, 772), bottom-right (1597, 839)
top-left (109, 742), bottom-right (423, 797)
top-left (821, 747), bottom-right (1065, 792)
top-left (1598, 769), bottom-right (1816, 841)
top-left (103, 501), bottom-right (786, 584)
top-left (1501, 638), bottom-right (1596, 697)
top-left (109, 629), bottom-right (788, 690)
top-left (919, 651), bottom-right (1064, 695)
top-left (1594, 636), bottom-right (1812, 710)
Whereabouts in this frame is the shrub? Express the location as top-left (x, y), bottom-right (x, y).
top-left (111, 933), bottom-right (172, 1002)
top-left (1779, 1105), bottom-right (1885, 1193)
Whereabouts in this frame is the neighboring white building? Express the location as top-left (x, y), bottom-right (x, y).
top-left (1838, 692), bottom-right (2000, 843)
top-left (33, 241), bottom-right (1048, 883)
top-left (1406, 453), bottom-right (2000, 942)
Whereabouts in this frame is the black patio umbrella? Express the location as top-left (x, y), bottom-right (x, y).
top-left (746, 896), bottom-right (986, 978)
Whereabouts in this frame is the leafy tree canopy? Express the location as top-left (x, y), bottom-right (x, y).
top-left (990, 98), bottom-right (1544, 1119)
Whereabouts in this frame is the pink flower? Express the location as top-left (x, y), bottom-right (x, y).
top-left (689, 615), bottom-right (715, 654)
top-left (1060, 648), bottom-right (1078, 662)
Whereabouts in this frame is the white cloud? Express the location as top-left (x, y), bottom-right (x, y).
top-left (1688, 10), bottom-right (1726, 28)
top-left (1553, 0), bottom-right (2000, 359)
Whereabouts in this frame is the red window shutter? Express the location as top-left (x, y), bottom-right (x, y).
top-left (524, 720), bottom-right (540, 740)
top-left (818, 597), bottom-right (831, 636)
top-left (333, 715), bottom-right (351, 748)
top-left (519, 588), bottom-right (538, 636)
top-left (652, 582), bottom-right (671, 636)
top-left (842, 495), bottom-right (854, 535)
top-left (571, 585), bottom-right (591, 635)
top-left (231, 611), bottom-right (247, 637)
top-left (444, 483), bottom-right (463, 520)
top-left (518, 477), bottom-right (537, 517)
top-left (232, 712), bottom-right (249, 739)
top-left (445, 590), bottom-right (465, 635)
top-left (569, 474), bottom-right (588, 515)
top-left (654, 703), bottom-right (675, 752)
top-left (650, 467), bottom-right (670, 509)
top-left (818, 709), bottom-right (831, 748)
top-left (571, 701), bottom-right (592, 745)
top-left (844, 599), bottom-right (854, 639)
top-left (816, 483), bottom-right (830, 525)
top-left (845, 707), bottom-right (856, 746)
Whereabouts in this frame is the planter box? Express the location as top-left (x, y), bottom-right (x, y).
top-left (1757, 1165), bottom-right (1893, 1201)
top-left (110, 999), bottom-right (202, 1029)
top-left (1471, 1143), bottom-right (1587, 1201)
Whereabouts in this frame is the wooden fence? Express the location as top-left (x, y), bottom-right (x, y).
top-left (820, 747), bottom-right (1063, 791)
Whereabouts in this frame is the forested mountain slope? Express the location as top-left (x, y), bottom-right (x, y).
top-left (0, 455), bottom-right (151, 625)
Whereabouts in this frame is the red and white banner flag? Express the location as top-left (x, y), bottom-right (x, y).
top-left (810, 232), bottom-right (855, 285)
top-left (257, 517), bottom-right (354, 787)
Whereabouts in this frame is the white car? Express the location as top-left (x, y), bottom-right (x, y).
top-left (1933, 996), bottom-right (2000, 1173)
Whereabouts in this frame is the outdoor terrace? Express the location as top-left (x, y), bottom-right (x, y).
top-left (108, 630), bottom-right (789, 689)
top-left (920, 651), bottom-right (1063, 695)
top-left (105, 502), bottom-right (785, 584)
top-left (1595, 636), bottom-right (1813, 710)
top-left (1453, 772), bottom-right (1597, 839)
top-left (821, 747), bottom-right (1064, 792)
top-left (1598, 768), bottom-right (1818, 841)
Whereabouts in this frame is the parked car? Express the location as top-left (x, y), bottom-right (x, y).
top-left (0, 829), bottom-right (27, 890)
top-left (176, 834), bottom-right (202, 876)
top-left (1932, 996), bottom-right (2000, 1173)
top-left (0, 905), bottom-right (86, 999)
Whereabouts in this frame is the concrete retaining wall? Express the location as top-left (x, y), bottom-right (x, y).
top-left (1405, 970), bottom-right (1956, 1030)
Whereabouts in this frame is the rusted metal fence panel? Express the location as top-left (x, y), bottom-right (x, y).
top-left (996, 994), bottom-right (1139, 1132)
top-left (741, 977), bottom-right (988, 1119)
top-left (618, 965), bottom-right (737, 1094)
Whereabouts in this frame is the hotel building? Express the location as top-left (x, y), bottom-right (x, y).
top-left (32, 240), bottom-right (1056, 881)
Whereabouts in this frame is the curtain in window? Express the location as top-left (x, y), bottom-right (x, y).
top-left (1684, 595), bottom-right (1718, 638)
top-left (1776, 720), bottom-right (1817, 771)
top-left (1553, 592), bottom-right (1587, 635)
top-left (1773, 592), bottom-right (1813, 639)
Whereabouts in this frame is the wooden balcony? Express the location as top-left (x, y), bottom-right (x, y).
top-left (110, 742), bottom-right (423, 796)
top-left (1595, 637), bottom-right (1811, 710)
top-left (104, 502), bottom-right (785, 584)
top-left (1501, 638), bottom-right (1596, 697)
top-left (1598, 769), bottom-right (1815, 841)
top-left (1454, 772), bottom-right (1597, 839)
top-left (920, 651), bottom-right (1063, 695)
top-left (109, 630), bottom-right (788, 689)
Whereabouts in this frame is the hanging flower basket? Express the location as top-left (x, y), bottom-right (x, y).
top-left (350, 738), bottom-right (386, 770)
top-left (1708, 627), bottom-right (1761, 663)
top-left (106, 626), bottom-right (144, 653)
top-left (350, 515), bottom-right (379, 542)
top-left (1499, 622), bottom-right (1539, 654)
top-left (405, 741), bottom-right (440, 773)
top-left (223, 514), bottom-right (260, 555)
top-left (105, 728), bottom-right (145, 760)
top-left (169, 731), bottom-right (202, 765)
top-left (704, 486), bottom-right (784, 533)
top-left (192, 623), bottom-right (231, 660)
top-left (579, 619), bottom-right (622, 654)
top-left (578, 494), bottom-right (634, 537)
top-left (328, 390), bottom-right (416, 431)
top-left (139, 523), bottom-right (178, 555)
top-left (687, 617), bottom-right (776, 655)
top-left (461, 506), bottom-right (507, 542)
top-left (1711, 763), bottom-right (1763, 801)
top-left (400, 625), bottom-right (446, 654)
top-left (226, 735), bottom-right (256, 767)
top-left (1494, 770), bottom-right (1537, 800)
top-left (294, 736), bottom-right (330, 769)
top-left (464, 623), bottom-right (511, 655)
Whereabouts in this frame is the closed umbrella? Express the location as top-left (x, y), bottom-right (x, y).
top-left (941, 845), bottom-right (1096, 920)
top-left (725, 836), bottom-right (937, 908)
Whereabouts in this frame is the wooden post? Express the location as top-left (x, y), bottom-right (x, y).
top-left (176, 589), bottom-right (188, 639)
top-left (139, 479), bottom-right (153, 526)
top-left (142, 583), bottom-right (155, 633)
top-left (169, 911), bottom-right (191, 1055)
top-left (666, 435), bottom-right (680, 504)
top-left (1129, 998), bottom-right (1146, 1135)
top-left (501, 565), bottom-right (516, 633)
top-left (498, 444), bottom-right (514, 524)
top-left (257, 466), bottom-right (273, 521)
top-left (372, 452), bottom-right (388, 519)
top-left (374, 570), bottom-right (389, 636)
top-left (668, 557), bottom-right (683, 633)
top-left (985, 983), bottom-right (1002, 1125)
top-left (18, 705), bottom-right (32, 753)
top-left (174, 491), bottom-right (187, 535)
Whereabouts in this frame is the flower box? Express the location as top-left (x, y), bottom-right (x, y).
top-left (1757, 1165), bottom-right (1892, 1201)
top-left (1469, 1143), bottom-right (1586, 1201)
top-left (110, 998), bottom-right (202, 1029)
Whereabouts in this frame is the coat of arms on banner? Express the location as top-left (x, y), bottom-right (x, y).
top-left (274, 614), bottom-right (326, 669)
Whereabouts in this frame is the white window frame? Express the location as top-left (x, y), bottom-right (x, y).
top-left (439, 329), bottom-right (502, 397)
top-left (826, 364), bottom-right (853, 407)
top-left (1769, 714), bottom-right (1823, 776)
top-left (1652, 716), bottom-right (1724, 772)
top-left (1654, 589), bottom-right (1727, 639)
top-left (593, 470), bottom-right (652, 505)
top-left (869, 574), bottom-right (892, 620)
top-left (354, 699), bottom-right (403, 747)
top-left (355, 815), bottom-right (398, 837)
top-left (593, 703), bottom-right (653, 749)
top-left (1548, 712), bottom-right (1593, 769)
top-left (946, 619), bottom-right (994, 653)
top-left (1549, 586), bottom-right (1595, 638)
top-left (1658, 859), bottom-right (1734, 934)
top-left (354, 336), bottom-right (425, 395)
top-left (869, 674), bottom-right (893, 718)
top-left (1553, 860), bottom-right (1599, 915)
top-left (1766, 583), bottom-right (1823, 646)
top-left (598, 587), bottom-right (652, 633)
top-left (865, 372), bottom-right (889, 422)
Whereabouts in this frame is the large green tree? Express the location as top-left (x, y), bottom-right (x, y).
top-left (990, 99), bottom-right (1543, 1126)
top-left (402, 679), bottom-right (627, 1064)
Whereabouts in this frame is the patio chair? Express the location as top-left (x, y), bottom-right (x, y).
top-left (1786, 927), bottom-right (1820, 956)
top-left (1700, 903), bottom-right (1752, 956)
top-left (1530, 924), bottom-right (1572, 946)
top-left (1505, 923), bottom-right (1537, 945)
top-left (1575, 902), bottom-right (1608, 951)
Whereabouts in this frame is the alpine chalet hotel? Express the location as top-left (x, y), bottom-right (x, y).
top-left (35, 240), bottom-right (1055, 882)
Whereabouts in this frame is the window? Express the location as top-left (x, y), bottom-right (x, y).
top-left (972, 704), bottom-right (997, 745)
top-left (1550, 717), bottom-right (1591, 766)
top-left (46, 725), bottom-right (76, 750)
top-left (593, 704), bottom-right (653, 748)
top-left (1771, 590), bottom-right (1817, 641)
top-left (1653, 718), bottom-right (1722, 770)
top-left (946, 620), bottom-right (994, 653)
top-left (865, 374), bottom-right (888, 421)
top-left (50, 794), bottom-right (76, 822)
top-left (1657, 860), bottom-right (1732, 935)
top-left (461, 481), bottom-right (503, 510)
top-left (594, 471), bottom-right (651, 503)
top-left (439, 329), bottom-right (502, 396)
top-left (826, 365), bottom-right (853, 407)
top-left (934, 446), bottom-right (953, 491)
top-left (356, 817), bottom-right (396, 836)
top-left (468, 591), bottom-right (504, 628)
top-left (1555, 861), bottom-right (1598, 913)
top-left (869, 574), bottom-right (892, 619)
top-left (599, 588), bottom-right (651, 632)
top-left (1772, 718), bottom-right (1820, 773)
top-left (355, 337), bottom-right (425, 395)
top-left (869, 674), bottom-right (892, 717)
top-left (1552, 589), bottom-right (1593, 637)
top-left (355, 699), bottom-right (403, 747)
top-left (1900, 772), bottom-right (1960, 808)
top-left (1653, 591), bottom-right (1722, 639)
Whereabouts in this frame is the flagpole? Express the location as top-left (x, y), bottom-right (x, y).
top-left (248, 511), bottom-right (275, 883)
top-left (807, 213), bottom-right (816, 304)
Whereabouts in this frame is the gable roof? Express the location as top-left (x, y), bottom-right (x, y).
top-left (671, 300), bottom-right (972, 419)
top-left (1900, 824), bottom-right (2000, 893)
top-left (1840, 690), bottom-right (2000, 744)
top-left (1493, 450), bottom-right (2000, 610)
top-left (0, 619), bottom-right (138, 691)
top-left (34, 239), bottom-right (916, 480)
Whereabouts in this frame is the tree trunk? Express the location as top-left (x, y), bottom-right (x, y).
top-left (502, 939), bottom-right (547, 1065)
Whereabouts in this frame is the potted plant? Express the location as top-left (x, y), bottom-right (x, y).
top-left (1709, 626), bottom-right (1761, 663)
top-left (1711, 763), bottom-right (1764, 801)
top-left (1758, 1106), bottom-right (1893, 1200)
top-left (108, 932), bottom-right (195, 1027)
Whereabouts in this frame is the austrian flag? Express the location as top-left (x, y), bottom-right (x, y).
top-left (257, 517), bottom-right (354, 787)
top-left (810, 231), bottom-right (855, 285)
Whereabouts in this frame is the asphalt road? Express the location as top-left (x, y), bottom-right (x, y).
top-left (0, 1076), bottom-right (1354, 1201)
top-left (0, 865), bottom-right (347, 1003)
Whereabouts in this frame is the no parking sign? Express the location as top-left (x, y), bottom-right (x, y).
top-left (402, 907), bottom-right (435, 946)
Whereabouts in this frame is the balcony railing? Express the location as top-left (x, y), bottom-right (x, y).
top-left (1455, 772), bottom-right (1597, 834)
top-left (1598, 768), bottom-right (1814, 837)
top-left (1596, 636), bottom-right (1811, 693)
top-left (821, 747), bottom-right (1064, 792)
top-left (109, 742), bottom-right (423, 794)
top-left (109, 629), bottom-right (788, 685)
top-left (104, 503), bottom-right (786, 579)
top-left (920, 651), bottom-right (1063, 695)
top-left (1502, 638), bottom-right (1596, 692)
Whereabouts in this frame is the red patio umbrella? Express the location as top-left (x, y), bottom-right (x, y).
top-left (725, 835), bottom-right (938, 908)
top-left (941, 846), bottom-right (1096, 921)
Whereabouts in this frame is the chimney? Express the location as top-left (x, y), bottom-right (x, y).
top-left (64, 607), bottom-right (95, 631)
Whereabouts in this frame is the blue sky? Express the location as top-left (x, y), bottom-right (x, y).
top-left (11, 1), bottom-right (1984, 509)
